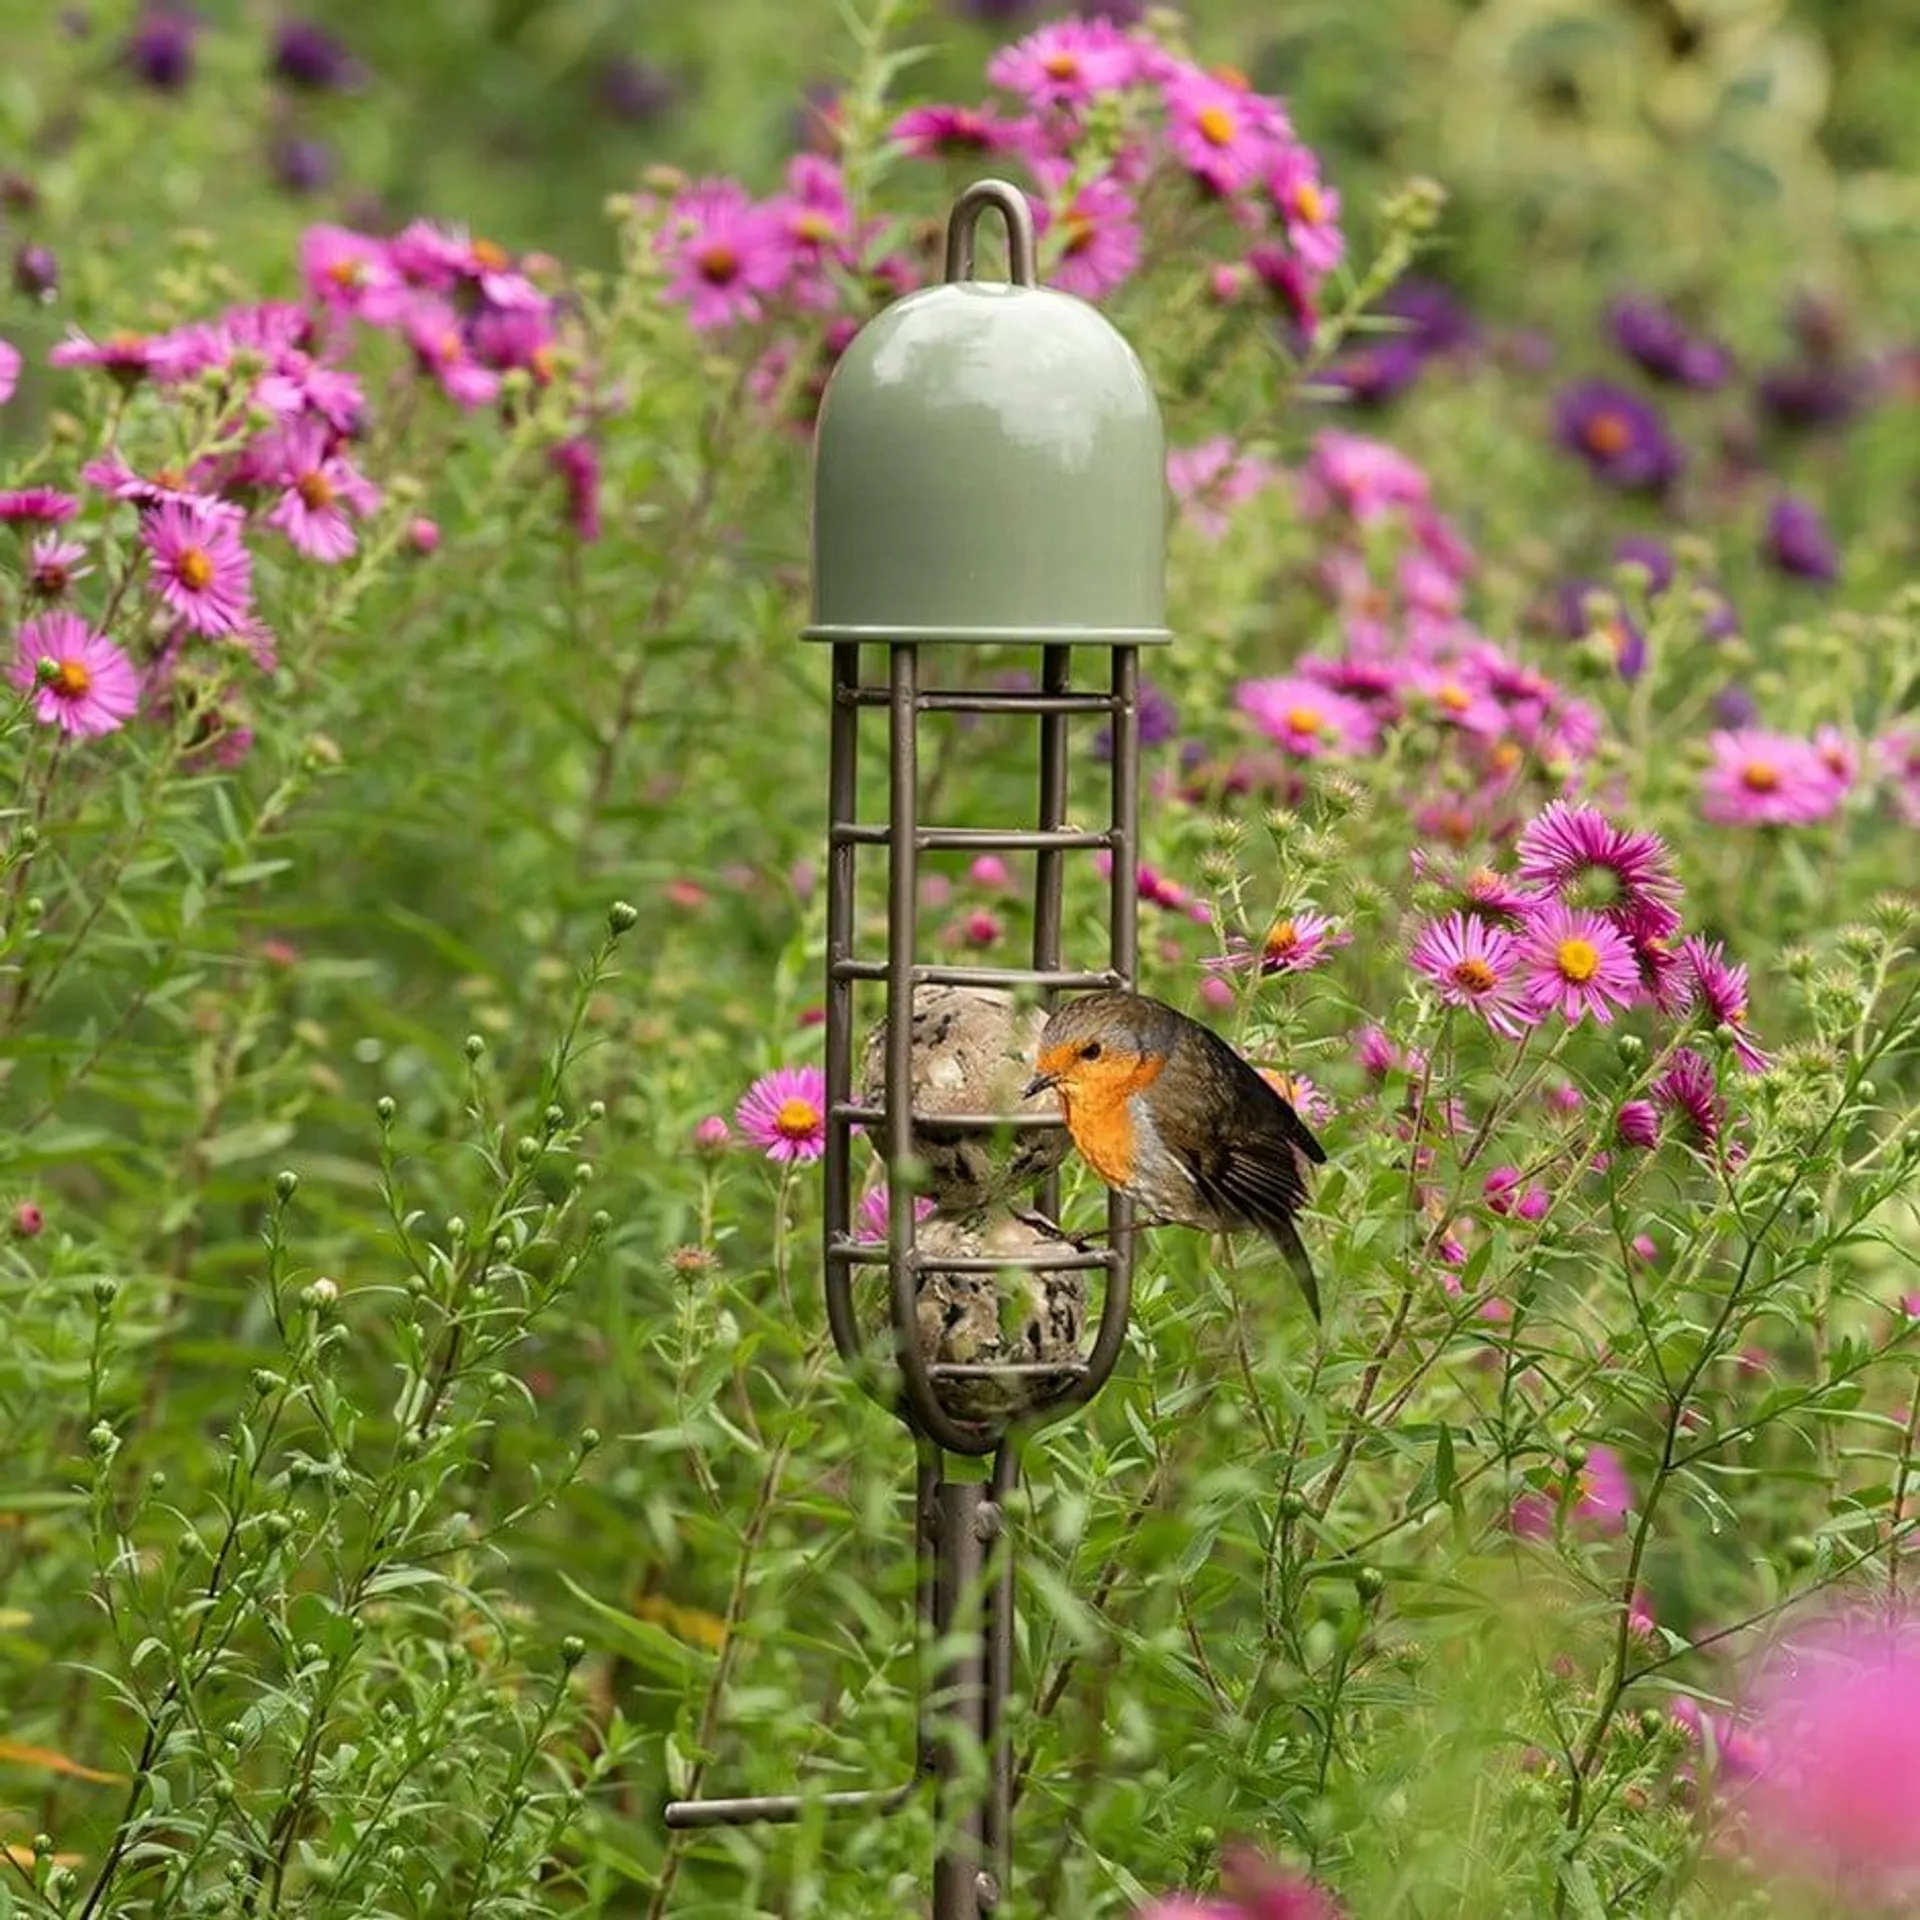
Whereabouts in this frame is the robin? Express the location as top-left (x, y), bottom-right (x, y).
top-left (1023, 988), bottom-right (1327, 1319)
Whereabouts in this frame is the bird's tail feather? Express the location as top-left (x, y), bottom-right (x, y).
top-left (1267, 1215), bottom-right (1321, 1322)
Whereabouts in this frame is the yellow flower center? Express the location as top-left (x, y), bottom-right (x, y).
top-left (1197, 104), bottom-right (1237, 147)
top-left (296, 471), bottom-right (335, 511)
top-left (1264, 920), bottom-right (1300, 959)
top-left (1556, 937), bottom-right (1600, 984)
top-left (1490, 742), bottom-right (1523, 774)
top-left (1452, 957), bottom-right (1498, 993)
top-left (792, 210), bottom-right (837, 244)
top-left (51, 659), bottom-right (92, 698)
top-left (1284, 704), bottom-right (1323, 735)
top-left (773, 1096), bottom-right (820, 1141)
top-left (1741, 759), bottom-right (1779, 793)
top-left (698, 243), bottom-right (740, 284)
top-left (1042, 51), bottom-right (1081, 79)
top-left (471, 238), bottom-right (510, 270)
top-left (1061, 213), bottom-right (1096, 257)
top-left (1437, 682), bottom-right (1471, 714)
top-left (1583, 411), bottom-right (1631, 456)
top-left (177, 547), bottom-right (214, 591)
top-left (1292, 182), bottom-right (1324, 224)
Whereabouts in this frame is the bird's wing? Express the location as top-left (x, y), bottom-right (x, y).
top-left (1192, 1019), bottom-right (1328, 1164)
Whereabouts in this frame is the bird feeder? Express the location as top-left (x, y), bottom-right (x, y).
top-left (665, 180), bottom-right (1167, 1918)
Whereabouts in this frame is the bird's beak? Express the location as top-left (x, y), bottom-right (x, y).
top-left (1022, 1070), bottom-right (1056, 1100)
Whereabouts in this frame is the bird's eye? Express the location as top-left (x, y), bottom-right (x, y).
top-left (1080, 1041), bottom-right (1103, 1061)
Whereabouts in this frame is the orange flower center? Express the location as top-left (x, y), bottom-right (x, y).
top-left (697, 242), bottom-right (740, 284)
top-left (1264, 920), bottom-right (1300, 959)
top-left (325, 258), bottom-right (363, 289)
top-left (471, 238), bottom-right (510, 270)
top-left (1292, 181), bottom-right (1325, 224)
top-left (773, 1096), bottom-right (820, 1141)
top-left (1197, 104), bottom-right (1237, 148)
top-left (1490, 742), bottom-right (1523, 774)
top-left (1583, 411), bottom-right (1631, 456)
top-left (1452, 957), bottom-right (1498, 993)
top-left (792, 210), bottom-right (837, 244)
top-left (531, 343), bottom-right (556, 383)
top-left (1556, 937), bottom-right (1601, 984)
top-left (1062, 213), bottom-right (1097, 257)
top-left (177, 547), bottom-right (214, 591)
top-left (296, 471), bottom-right (335, 511)
top-left (1741, 759), bottom-right (1779, 793)
top-left (1042, 51), bottom-right (1081, 79)
top-left (1437, 682), bottom-right (1471, 714)
top-left (1284, 704), bottom-right (1323, 735)
top-left (51, 659), bottom-right (92, 698)
top-left (1468, 866), bottom-right (1501, 895)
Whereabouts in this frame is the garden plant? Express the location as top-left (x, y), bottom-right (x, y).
top-left (1, 1), bottom-right (1917, 1915)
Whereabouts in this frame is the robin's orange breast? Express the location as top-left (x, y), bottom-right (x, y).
top-left (1058, 1049), bottom-right (1166, 1190)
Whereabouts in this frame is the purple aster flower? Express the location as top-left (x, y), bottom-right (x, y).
top-left (142, 497), bottom-right (254, 636)
top-left (1204, 908), bottom-right (1350, 978)
top-left (986, 18), bottom-right (1141, 111)
top-left (261, 420), bottom-right (381, 562)
top-left (1763, 494), bottom-right (1839, 583)
top-left (0, 488), bottom-right (80, 530)
top-left (550, 436), bottom-right (602, 543)
top-left (11, 612), bottom-right (140, 737)
top-left (1653, 1046), bottom-right (1722, 1148)
top-left (270, 19), bottom-right (363, 91)
top-left (1266, 143), bottom-right (1344, 277)
top-left (1094, 677), bottom-right (1176, 760)
top-left (124, 5), bottom-right (197, 88)
top-left (596, 54), bottom-right (675, 123)
top-left (854, 1184), bottom-right (937, 1243)
top-left (14, 243), bottom-right (59, 301)
top-left (1408, 912), bottom-right (1534, 1039)
top-left (1678, 935), bottom-right (1767, 1071)
top-left (25, 534), bottom-right (90, 600)
top-left (1161, 60), bottom-right (1287, 196)
top-left (270, 135), bottom-right (335, 194)
top-left (1616, 1100), bottom-right (1660, 1149)
top-left (1038, 169), bottom-right (1140, 301)
top-left (735, 1064), bottom-right (828, 1163)
top-left (660, 180), bottom-right (786, 332)
top-left (1238, 675), bottom-right (1380, 757)
top-left (1702, 729), bottom-right (1845, 827)
top-left (1381, 277), bottom-right (1475, 357)
top-left (1615, 898), bottom-right (1688, 1013)
top-left (889, 103), bottom-right (1020, 159)
top-left (0, 337), bottom-right (17, 406)
top-left (1317, 335), bottom-right (1427, 407)
top-left (1514, 801), bottom-right (1681, 916)
top-left (1555, 381), bottom-right (1682, 492)
top-left (1516, 903), bottom-right (1640, 1025)
top-left (1606, 296), bottom-right (1732, 389)
top-left (1611, 534), bottom-right (1675, 594)
top-left (1757, 361), bottom-right (1857, 432)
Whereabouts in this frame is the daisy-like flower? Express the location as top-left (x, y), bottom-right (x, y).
top-left (1237, 675), bottom-right (1380, 757)
top-left (1811, 724), bottom-right (1859, 792)
top-left (11, 612), bottom-right (140, 737)
top-left (1266, 143), bottom-right (1344, 276)
top-left (735, 1064), bottom-right (828, 1164)
top-left (1874, 726), bottom-right (1920, 827)
top-left (0, 487), bottom-right (80, 530)
top-left (400, 298), bottom-right (501, 409)
top-left (1205, 908), bottom-right (1350, 977)
top-left (25, 534), bottom-right (90, 600)
top-left (1606, 297), bottom-right (1731, 390)
top-left (1554, 380), bottom-right (1682, 493)
top-left (986, 18), bottom-right (1140, 112)
top-left (1615, 1099), bottom-right (1661, 1149)
top-left (1614, 898), bottom-right (1689, 1011)
top-left (0, 336), bottom-right (18, 405)
top-left (300, 223), bottom-right (407, 321)
top-left (1518, 903), bottom-right (1639, 1025)
top-left (1408, 912), bottom-right (1534, 1038)
top-left (262, 420), bottom-right (382, 563)
top-left (49, 326), bottom-right (170, 385)
top-left (769, 155), bottom-right (855, 308)
top-left (142, 497), bottom-right (254, 637)
top-left (1161, 62), bottom-right (1284, 196)
top-left (661, 180), bottom-right (787, 332)
top-left (1514, 801), bottom-right (1681, 916)
top-left (1678, 935), bottom-right (1767, 1071)
top-left (854, 1184), bottom-right (937, 1243)
top-left (1407, 663), bottom-right (1507, 738)
top-left (889, 104), bottom-right (1021, 160)
top-left (1300, 429), bottom-right (1430, 524)
top-left (1763, 494), bottom-right (1839, 583)
top-left (1256, 1068), bottom-right (1335, 1128)
top-left (1701, 728), bottom-right (1845, 827)
top-left (1166, 438), bottom-right (1277, 539)
top-left (1511, 1443), bottom-right (1632, 1539)
top-left (1411, 850), bottom-right (1540, 925)
top-left (1040, 171), bottom-right (1141, 301)
top-left (1653, 1046), bottom-right (1722, 1148)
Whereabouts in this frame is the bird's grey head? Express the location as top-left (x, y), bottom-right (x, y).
top-left (1024, 991), bottom-right (1174, 1096)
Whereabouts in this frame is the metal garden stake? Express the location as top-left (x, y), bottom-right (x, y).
top-left (665, 179), bottom-right (1169, 1918)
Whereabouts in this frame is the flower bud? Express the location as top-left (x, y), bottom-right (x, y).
top-left (608, 899), bottom-right (639, 935)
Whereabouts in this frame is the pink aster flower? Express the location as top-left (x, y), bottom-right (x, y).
top-left (1615, 1100), bottom-right (1660, 1149)
top-left (1299, 430), bottom-right (1430, 525)
top-left (300, 223), bottom-right (407, 321)
top-left (1701, 728), bottom-right (1845, 827)
top-left (1511, 1443), bottom-right (1632, 1538)
top-left (1167, 438), bottom-right (1277, 539)
top-left (735, 1064), bottom-right (829, 1164)
top-left (48, 326), bottom-right (168, 384)
top-left (854, 1184), bottom-right (937, 1243)
top-left (1408, 663), bottom-right (1508, 738)
top-left (0, 336), bottom-right (18, 405)
top-left (1514, 801), bottom-right (1681, 916)
top-left (661, 180), bottom-right (787, 331)
top-left (0, 488), bottom-right (80, 530)
top-left (1237, 675), bottom-right (1379, 757)
top-left (401, 298), bottom-right (501, 408)
top-left (1742, 1610), bottom-right (1920, 1894)
top-left (24, 535), bottom-right (89, 601)
top-left (142, 498), bottom-right (254, 637)
top-left (1161, 62), bottom-right (1285, 195)
top-left (261, 420), bottom-right (381, 562)
top-left (1654, 1046), bottom-right (1723, 1149)
top-left (1678, 935), bottom-right (1767, 1071)
top-left (1266, 143), bottom-right (1344, 276)
top-left (691, 1115), bottom-right (731, 1154)
top-left (11, 612), bottom-right (140, 737)
top-left (1483, 1167), bottom-right (1549, 1220)
top-left (987, 18), bottom-right (1141, 112)
top-left (889, 103), bottom-right (1021, 160)
top-left (1040, 171), bottom-right (1141, 301)
top-left (769, 155), bottom-right (855, 307)
top-left (1411, 851), bottom-right (1541, 926)
top-left (1517, 903), bottom-right (1639, 1025)
top-left (1408, 912), bottom-right (1534, 1039)
top-left (1205, 908), bottom-right (1349, 977)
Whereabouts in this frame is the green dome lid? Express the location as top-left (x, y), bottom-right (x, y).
top-left (805, 180), bottom-right (1169, 646)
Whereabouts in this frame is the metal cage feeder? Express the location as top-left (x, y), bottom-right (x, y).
top-left (665, 180), bottom-right (1168, 1920)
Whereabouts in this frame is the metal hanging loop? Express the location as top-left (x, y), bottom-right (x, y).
top-left (943, 179), bottom-right (1037, 287)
